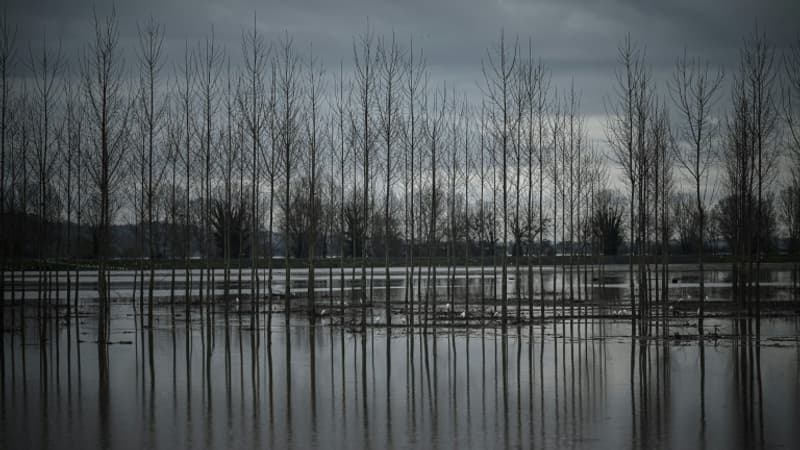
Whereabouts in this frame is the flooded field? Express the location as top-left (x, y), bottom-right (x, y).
top-left (0, 308), bottom-right (799, 448)
top-left (2, 264), bottom-right (800, 449)
top-left (3, 263), bottom-right (799, 303)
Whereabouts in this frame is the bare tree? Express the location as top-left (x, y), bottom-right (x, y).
top-left (784, 36), bottom-right (800, 298)
top-left (332, 61), bottom-right (351, 317)
top-left (668, 48), bottom-right (722, 332)
top-left (446, 88), bottom-right (461, 319)
top-left (0, 12), bottom-right (16, 357)
top-left (129, 88), bottom-right (147, 332)
top-left (780, 182), bottom-right (800, 296)
top-left (605, 34), bottom-right (649, 328)
top-left (550, 94), bottom-right (564, 317)
top-left (477, 102), bottom-right (487, 322)
top-left (28, 42), bottom-right (62, 219)
top-left (221, 58), bottom-right (236, 306)
top-left (176, 42), bottom-right (194, 315)
top-left (61, 79), bottom-right (82, 317)
top-left (723, 76), bottom-right (757, 309)
top-left (481, 30), bottom-right (517, 329)
top-left (586, 144), bottom-right (609, 298)
top-left (166, 104), bottom-right (180, 307)
top-left (83, 7), bottom-right (129, 346)
top-left (241, 18), bottom-right (269, 324)
top-left (377, 32), bottom-right (403, 328)
top-left (632, 64), bottom-right (655, 332)
top-left (402, 38), bottom-right (425, 329)
top-left (534, 64), bottom-right (550, 318)
top-left (353, 23), bottom-right (379, 326)
top-left (29, 30), bottom-right (62, 355)
top-left (566, 83), bottom-right (581, 307)
top-left (424, 86), bottom-right (447, 331)
top-left (649, 100), bottom-right (673, 335)
top-left (265, 60), bottom-right (278, 332)
top-left (785, 36), bottom-right (800, 166)
top-left (8, 91), bottom-right (31, 312)
top-left (511, 53), bottom-right (525, 318)
top-left (276, 32), bottom-right (302, 326)
top-left (461, 96), bottom-right (472, 325)
top-left (135, 17), bottom-right (167, 327)
top-left (741, 28), bottom-right (779, 315)
top-left (305, 44), bottom-right (325, 319)
top-left (522, 50), bottom-right (547, 317)
top-left (195, 28), bottom-right (223, 317)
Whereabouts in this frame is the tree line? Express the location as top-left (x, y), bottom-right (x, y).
top-left (0, 9), bottom-right (799, 339)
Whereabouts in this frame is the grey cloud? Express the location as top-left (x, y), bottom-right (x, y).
top-left (7, 0), bottom-right (798, 117)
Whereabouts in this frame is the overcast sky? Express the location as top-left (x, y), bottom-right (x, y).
top-left (8, 0), bottom-right (800, 188)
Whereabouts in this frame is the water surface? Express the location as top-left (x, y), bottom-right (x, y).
top-left (2, 303), bottom-right (799, 449)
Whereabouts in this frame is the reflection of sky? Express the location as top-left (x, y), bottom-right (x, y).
top-left (5, 265), bottom-right (798, 302)
top-left (3, 311), bottom-right (800, 449)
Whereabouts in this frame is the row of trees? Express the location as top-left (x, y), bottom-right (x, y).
top-left (0, 10), bottom-right (799, 335)
top-left (605, 29), bottom-right (800, 335)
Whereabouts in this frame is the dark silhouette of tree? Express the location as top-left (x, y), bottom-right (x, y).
top-left (509, 206), bottom-right (543, 257)
top-left (721, 28), bottom-right (780, 312)
top-left (83, 7), bottom-right (128, 345)
top-left (668, 49), bottom-right (722, 328)
top-left (195, 27), bottom-right (223, 310)
top-left (423, 88), bottom-right (447, 330)
top-left (276, 32), bottom-right (301, 322)
top-left (0, 13), bottom-right (16, 370)
top-left (284, 177), bottom-right (324, 258)
top-left (135, 16), bottom-right (166, 329)
top-left (401, 37), bottom-right (425, 328)
top-left (605, 34), bottom-right (649, 326)
top-left (240, 16), bottom-right (268, 314)
top-left (377, 31), bottom-right (402, 327)
top-left (28, 24), bottom-right (62, 359)
top-left (304, 43), bottom-right (325, 318)
top-left (481, 30), bottom-right (517, 331)
top-left (353, 23), bottom-right (378, 323)
top-left (672, 192), bottom-right (702, 254)
top-left (470, 200), bottom-right (498, 257)
top-left (331, 61), bottom-right (351, 315)
top-left (343, 187), bottom-right (367, 258)
top-left (783, 35), bottom-right (800, 298)
top-left (210, 198), bottom-right (249, 258)
top-left (591, 189), bottom-right (625, 256)
top-left (713, 192), bottom-right (777, 255)
top-left (779, 186), bottom-right (799, 253)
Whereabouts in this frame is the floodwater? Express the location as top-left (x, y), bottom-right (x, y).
top-left (2, 301), bottom-right (800, 449)
top-left (3, 262), bottom-right (799, 303)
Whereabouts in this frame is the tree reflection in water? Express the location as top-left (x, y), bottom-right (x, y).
top-left (0, 303), bottom-right (799, 449)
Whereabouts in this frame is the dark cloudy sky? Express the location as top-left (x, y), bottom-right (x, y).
top-left (8, 0), bottom-right (800, 182)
